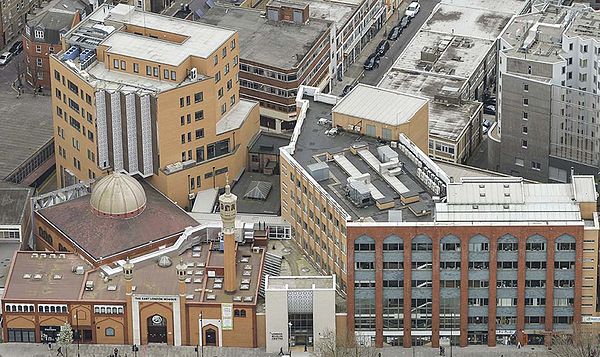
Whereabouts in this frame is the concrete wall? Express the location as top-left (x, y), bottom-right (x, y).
top-left (499, 72), bottom-right (552, 182)
top-left (313, 287), bottom-right (336, 353)
top-left (265, 288), bottom-right (289, 353)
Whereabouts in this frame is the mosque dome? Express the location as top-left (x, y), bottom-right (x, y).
top-left (90, 172), bottom-right (147, 218)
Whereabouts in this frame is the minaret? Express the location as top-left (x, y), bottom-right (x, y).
top-left (176, 259), bottom-right (188, 345)
top-left (123, 258), bottom-right (134, 344)
top-left (219, 178), bottom-right (237, 293)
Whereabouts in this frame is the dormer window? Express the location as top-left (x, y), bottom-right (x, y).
top-left (34, 29), bottom-right (44, 40)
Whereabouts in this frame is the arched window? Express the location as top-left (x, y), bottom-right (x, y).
top-left (105, 327), bottom-right (115, 336)
top-left (234, 309), bottom-right (239, 317)
top-left (354, 235), bottom-right (375, 251)
top-left (411, 235), bottom-right (433, 251)
top-left (240, 310), bottom-right (246, 317)
top-left (62, 306), bottom-right (67, 313)
top-left (383, 235), bottom-right (403, 251)
top-left (17, 305), bottom-right (22, 312)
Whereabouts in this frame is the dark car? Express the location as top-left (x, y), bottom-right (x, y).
top-left (341, 84), bottom-right (354, 97)
top-left (399, 15), bottom-right (411, 28)
top-left (483, 104), bottom-right (496, 115)
top-left (376, 40), bottom-right (390, 57)
top-left (9, 41), bottom-right (23, 55)
top-left (388, 26), bottom-right (402, 41)
top-left (363, 54), bottom-right (380, 71)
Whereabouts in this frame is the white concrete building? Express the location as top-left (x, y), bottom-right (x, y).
top-left (265, 275), bottom-right (337, 353)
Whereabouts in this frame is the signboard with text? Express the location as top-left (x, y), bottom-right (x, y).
top-left (222, 303), bottom-right (233, 330)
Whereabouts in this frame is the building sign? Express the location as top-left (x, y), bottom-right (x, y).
top-left (270, 332), bottom-right (284, 340)
top-left (134, 295), bottom-right (178, 302)
top-left (582, 316), bottom-right (600, 323)
top-left (496, 330), bottom-right (516, 335)
top-left (221, 303), bottom-right (233, 330)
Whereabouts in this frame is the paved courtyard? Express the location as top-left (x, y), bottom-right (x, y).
top-left (0, 343), bottom-right (552, 357)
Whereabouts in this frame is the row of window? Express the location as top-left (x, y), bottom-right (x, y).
top-left (358, 259), bottom-right (574, 270)
top-left (356, 240), bottom-right (575, 252)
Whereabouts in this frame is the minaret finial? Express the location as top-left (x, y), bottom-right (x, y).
top-left (225, 173), bottom-right (231, 194)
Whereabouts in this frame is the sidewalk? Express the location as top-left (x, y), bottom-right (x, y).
top-left (0, 343), bottom-right (551, 357)
top-left (331, 0), bottom-right (411, 95)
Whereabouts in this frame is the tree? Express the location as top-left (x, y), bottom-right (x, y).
top-left (57, 322), bottom-right (73, 357)
top-left (317, 330), bottom-right (380, 357)
top-left (549, 324), bottom-right (600, 357)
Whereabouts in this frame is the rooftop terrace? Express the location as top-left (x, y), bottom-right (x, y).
top-left (196, 5), bottom-right (330, 69)
top-left (565, 5), bottom-right (600, 40)
top-left (288, 95), bottom-right (445, 222)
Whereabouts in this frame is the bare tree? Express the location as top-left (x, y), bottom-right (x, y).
top-left (317, 330), bottom-right (380, 357)
top-left (549, 324), bottom-right (600, 357)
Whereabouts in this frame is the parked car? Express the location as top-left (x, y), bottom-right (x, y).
top-left (376, 40), bottom-right (390, 57)
top-left (0, 52), bottom-right (12, 66)
top-left (363, 54), bottom-right (380, 71)
top-left (341, 84), bottom-right (355, 96)
top-left (483, 104), bottom-right (496, 115)
top-left (405, 1), bottom-right (420, 18)
top-left (9, 41), bottom-right (23, 55)
top-left (388, 25), bottom-right (402, 41)
top-left (399, 15), bottom-right (411, 28)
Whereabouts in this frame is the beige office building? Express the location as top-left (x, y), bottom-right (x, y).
top-left (50, 4), bottom-right (260, 208)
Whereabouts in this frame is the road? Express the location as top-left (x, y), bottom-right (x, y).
top-left (361, 0), bottom-right (440, 86)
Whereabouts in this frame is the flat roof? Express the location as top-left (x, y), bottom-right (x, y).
top-left (291, 0), bottom-right (355, 28)
top-left (37, 180), bottom-right (197, 260)
top-left (248, 132), bottom-right (290, 155)
top-left (290, 97), bottom-right (435, 222)
top-left (231, 172), bottom-right (281, 215)
top-left (0, 182), bottom-right (33, 226)
top-left (4, 252), bottom-right (92, 300)
top-left (0, 95), bottom-right (53, 180)
top-left (216, 99), bottom-right (259, 135)
top-left (378, 69), bottom-right (480, 141)
top-left (0, 242), bottom-right (20, 289)
top-left (83, 242), bottom-right (263, 304)
top-left (423, 2), bottom-right (514, 41)
top-left (390, 31), bottom-right (494, 80)
top-left (565, 5), bottom-right (600, 40)
top-left (332, 84), bottom-right (428, 126)
top-left (435, 176), bottom-right (596, 223)
top-left (266, 275), bottom-right (335, 290)
top-left (197, 5), bottom-right (330, 69)
top-left (99, 4), bottom-right (235, 66)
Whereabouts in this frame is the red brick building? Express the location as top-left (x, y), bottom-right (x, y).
top-left (23, 0), bottom-right (88, 88)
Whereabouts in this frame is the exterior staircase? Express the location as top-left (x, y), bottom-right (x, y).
top-left (259, 251), bottom-right (283, 297)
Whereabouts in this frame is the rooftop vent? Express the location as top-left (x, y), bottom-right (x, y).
top-left (53, 274), bottom-right (62, 280)
top-left (85, 280), bottom-right (94, 291)
top-left (33, 274), bottom-right (43, 280)
top-left (31, 253), bottom-right (38, 259)
top-left (158, 255), bottom-right (173, 268)
top-left (73, 265), bottom-right (85, 275)
top-left (107, 285), bottom-right (117, 291)
top-left (22, 273), bottom-right (31, 279)
top-left (58, 254), bottom-right (65, 259)
top-left (206, 294), bottom-right (216, 300)
top-left (479, 192), bottom-right (486, 197)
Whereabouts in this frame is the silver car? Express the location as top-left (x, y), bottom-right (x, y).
top-left (0, 51), bottom-right (12, 66)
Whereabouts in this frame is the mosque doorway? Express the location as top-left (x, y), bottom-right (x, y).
top-left (147, 315), bottom-right (167, 343)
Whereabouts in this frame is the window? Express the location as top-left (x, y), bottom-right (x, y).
top-left (120, 60), bottom-right (126, 70)
top-left (180, 97), bottom-right (185, 108)
top-left (215, 71), bottom-right (221, 83)
top-left (230, 95), bottom-right (235, 106)
top-left (195, 110), bottom-right (204, 121)
top-left (170, 71), bottom-right (176, 80)
top-left (49, 46), bottom-right (55, 54)
top-left (35, 45), bottom-right (41, 53)
top-left (195, 146), bottom-right (205, 163)
top-left (523, 84), bottom-right (529, 91)
top-left (218, 88), bottom-right (224, 99)
top-left (213, 54), bottom-right (218, 65)
top-left (531, 161), bottom-right (541, 171)
top-left (221, 103), bottom-right (227, 114)
top-left (224, 63), bottom-right (230, 75)
top-left (34, 29), bottom-right (44, 39)
top-left (382, 128), bottom-right (392, 140)
top-left (227, 79), bottom-right (232, 91)
top-left (54, 70), bottom-right (61, 81)
top-left (194, 92), bottom-right (203, 103)
top-left (164, 69), bottom-right (169, 79)
top-left (231, 39), bottom-right (236, 50)
top-left (195, 128), bottom-right (204, 139)
top-left (523, 112), bottom-right (528, 120)
top-left (222, 47), bottom-right (227, 58)
top-left (515, 157), bottom-right (524, 167)
top-left (186, 96), bottom-right (191, 106)
top-left (522, 126), bottom-right (528, 134)
top-left (113, 59), bottom-right (119, 69)
top-left (105, 327), bottom-right (115, 336)
top-left (521, 139), bottom-right (527, 148)
top-left (233, 55), bottom-right (238, 66)
top-left (527, 65), bottom-right (532, 74)
top-left (36, 58), bottom-right (42, 67)
top-left (153, 67), bottom-right (159, 77)
top-left (133, 63), bottom-right (139, 73)
top-left (523, 98), bottom-right (529, 106)
top-left (146, 66), bottom-right (151, 75)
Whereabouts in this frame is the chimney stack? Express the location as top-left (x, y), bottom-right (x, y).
top-left (219, 178), bottom-right (237, 293)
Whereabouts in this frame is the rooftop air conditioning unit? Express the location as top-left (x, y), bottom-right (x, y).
top-left (85, 281), bottom-right (94, 291)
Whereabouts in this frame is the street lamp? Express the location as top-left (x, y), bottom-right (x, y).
top-left (288, 322), bottom-right (293, 356)
top-left (74, 311), bottom-right (80, 357)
